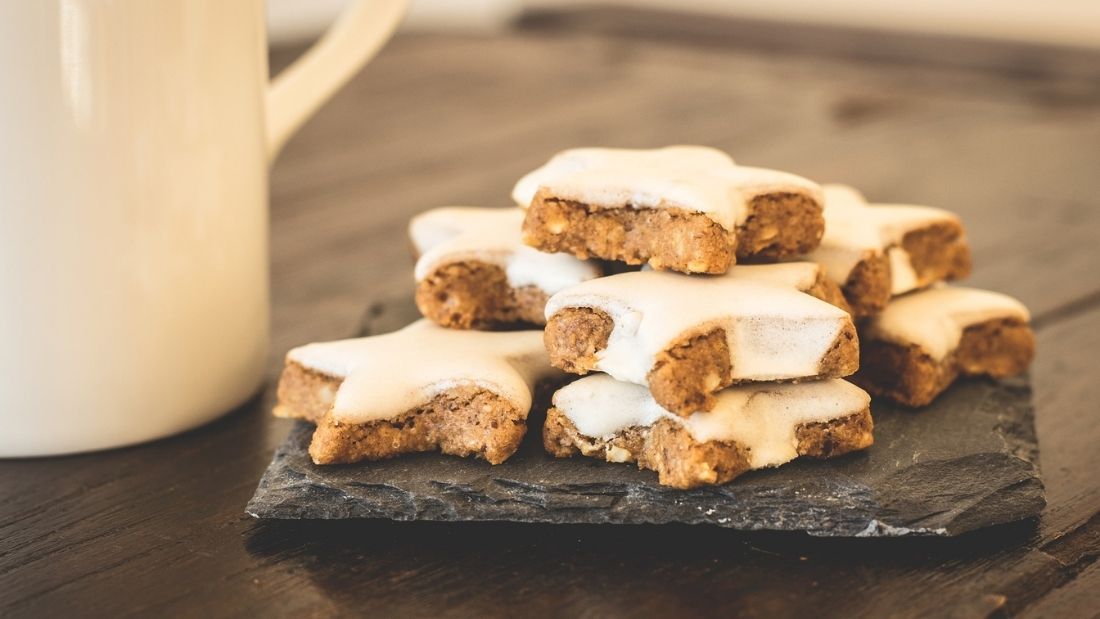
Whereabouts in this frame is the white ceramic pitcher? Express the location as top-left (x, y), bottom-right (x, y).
top-left (0, 0), bottom-right (408, 456)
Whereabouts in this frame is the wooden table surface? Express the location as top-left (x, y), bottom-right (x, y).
top-left (4, 10), bottom-right (1100, 618)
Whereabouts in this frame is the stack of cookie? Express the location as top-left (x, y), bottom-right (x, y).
top-left (512, 147), bottom-right (873, 488)
top-left (272, 145), bottom-right (1034, 491)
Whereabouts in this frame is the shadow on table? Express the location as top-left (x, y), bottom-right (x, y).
top-left (243, 516), bottom-right (1037, 616)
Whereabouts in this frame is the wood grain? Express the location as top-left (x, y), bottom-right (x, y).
top-left (2, 11), bottom-right (1099, 618)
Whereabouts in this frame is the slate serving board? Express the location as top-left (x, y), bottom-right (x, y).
top-left (247, 296), bottom-right (1044, 537)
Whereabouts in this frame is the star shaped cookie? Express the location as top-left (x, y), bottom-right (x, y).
top-left (853, 286), bottom-right (1033, 406)
top-left (544, 374), bottom-right (874, 489)
top-left (275, 320), bottom-right (558, 464)
top-left (409, 206), bottom-right (600, 328)
top-left (805, 184), bottom-right (971, 316)
top-left (542, 263), bottom-right (858, 416)
top-left (513, 146), bottom-right (825, 273)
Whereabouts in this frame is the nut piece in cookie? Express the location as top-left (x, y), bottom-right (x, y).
top-left (544, 374), bottom-right (873, 489)
top-left (512, 146), bottom-right (824, 273)
top-left (274, 320), bottom-right (558, 465)
top-left (853, 286), bottom-right (1034, 407)
top-left (805, 184), bottom-right (971, 316)
top-left (543, 265), bottom-right (858, 416)
top-left (410, 207), bottom-right (601, 329)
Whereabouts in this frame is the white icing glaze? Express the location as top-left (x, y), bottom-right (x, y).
top-left (409, 206), bottom-right (600, 295)
top-left (886, 246), bottom-right (918, 295)
top-left (642, 261), bottom-right (823, 291)
top-left (544, 268), bottom-right (852, 385)
top-left (865, 286), bottom-right (1030, 360)
top-left (511, 146), bottom-right (822, 231)
top-left (722, 262), bottom-right (823, 291)
top-left (807, 184), bottom-right (963, 294)
top-left (287, 320), bottom-right (554, 424)
top-left (554, 374), bottom-right (871, 469)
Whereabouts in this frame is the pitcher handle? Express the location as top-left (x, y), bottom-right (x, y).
top-left (266, 0), bottom-right (408, 162)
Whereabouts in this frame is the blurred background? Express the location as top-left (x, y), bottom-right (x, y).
top-left (269, 0), bottom-right (1100, 48)
top-left (263, 0), bottom-right (1100, 337)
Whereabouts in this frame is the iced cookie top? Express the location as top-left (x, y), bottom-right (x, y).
top-left (545, 267), bottom-right (853, 384)
top-left (642, 261), bottom-right (824, 291)
top-left (720, 261), bottom-right (824, 291)
top-left (865, 286), bottom-right (1030, 359)
top-left (511, 146), bottom-right (822, 231)
top-left (554, 374), bottom-right (871, 469)
top-left (287, 320), bottom-right (553, 424)
top-left (409, 206), bottom-right (600, 294)
top-left (808, 184), bottom-right (964, 294)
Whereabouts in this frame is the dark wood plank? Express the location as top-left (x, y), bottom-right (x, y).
top-left (1021, 561), bottom-right (1100, 619)
top-left (518, 6), bottom-right (1100, 80)
top-left (2, 14), bottom-right (1100, 618)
